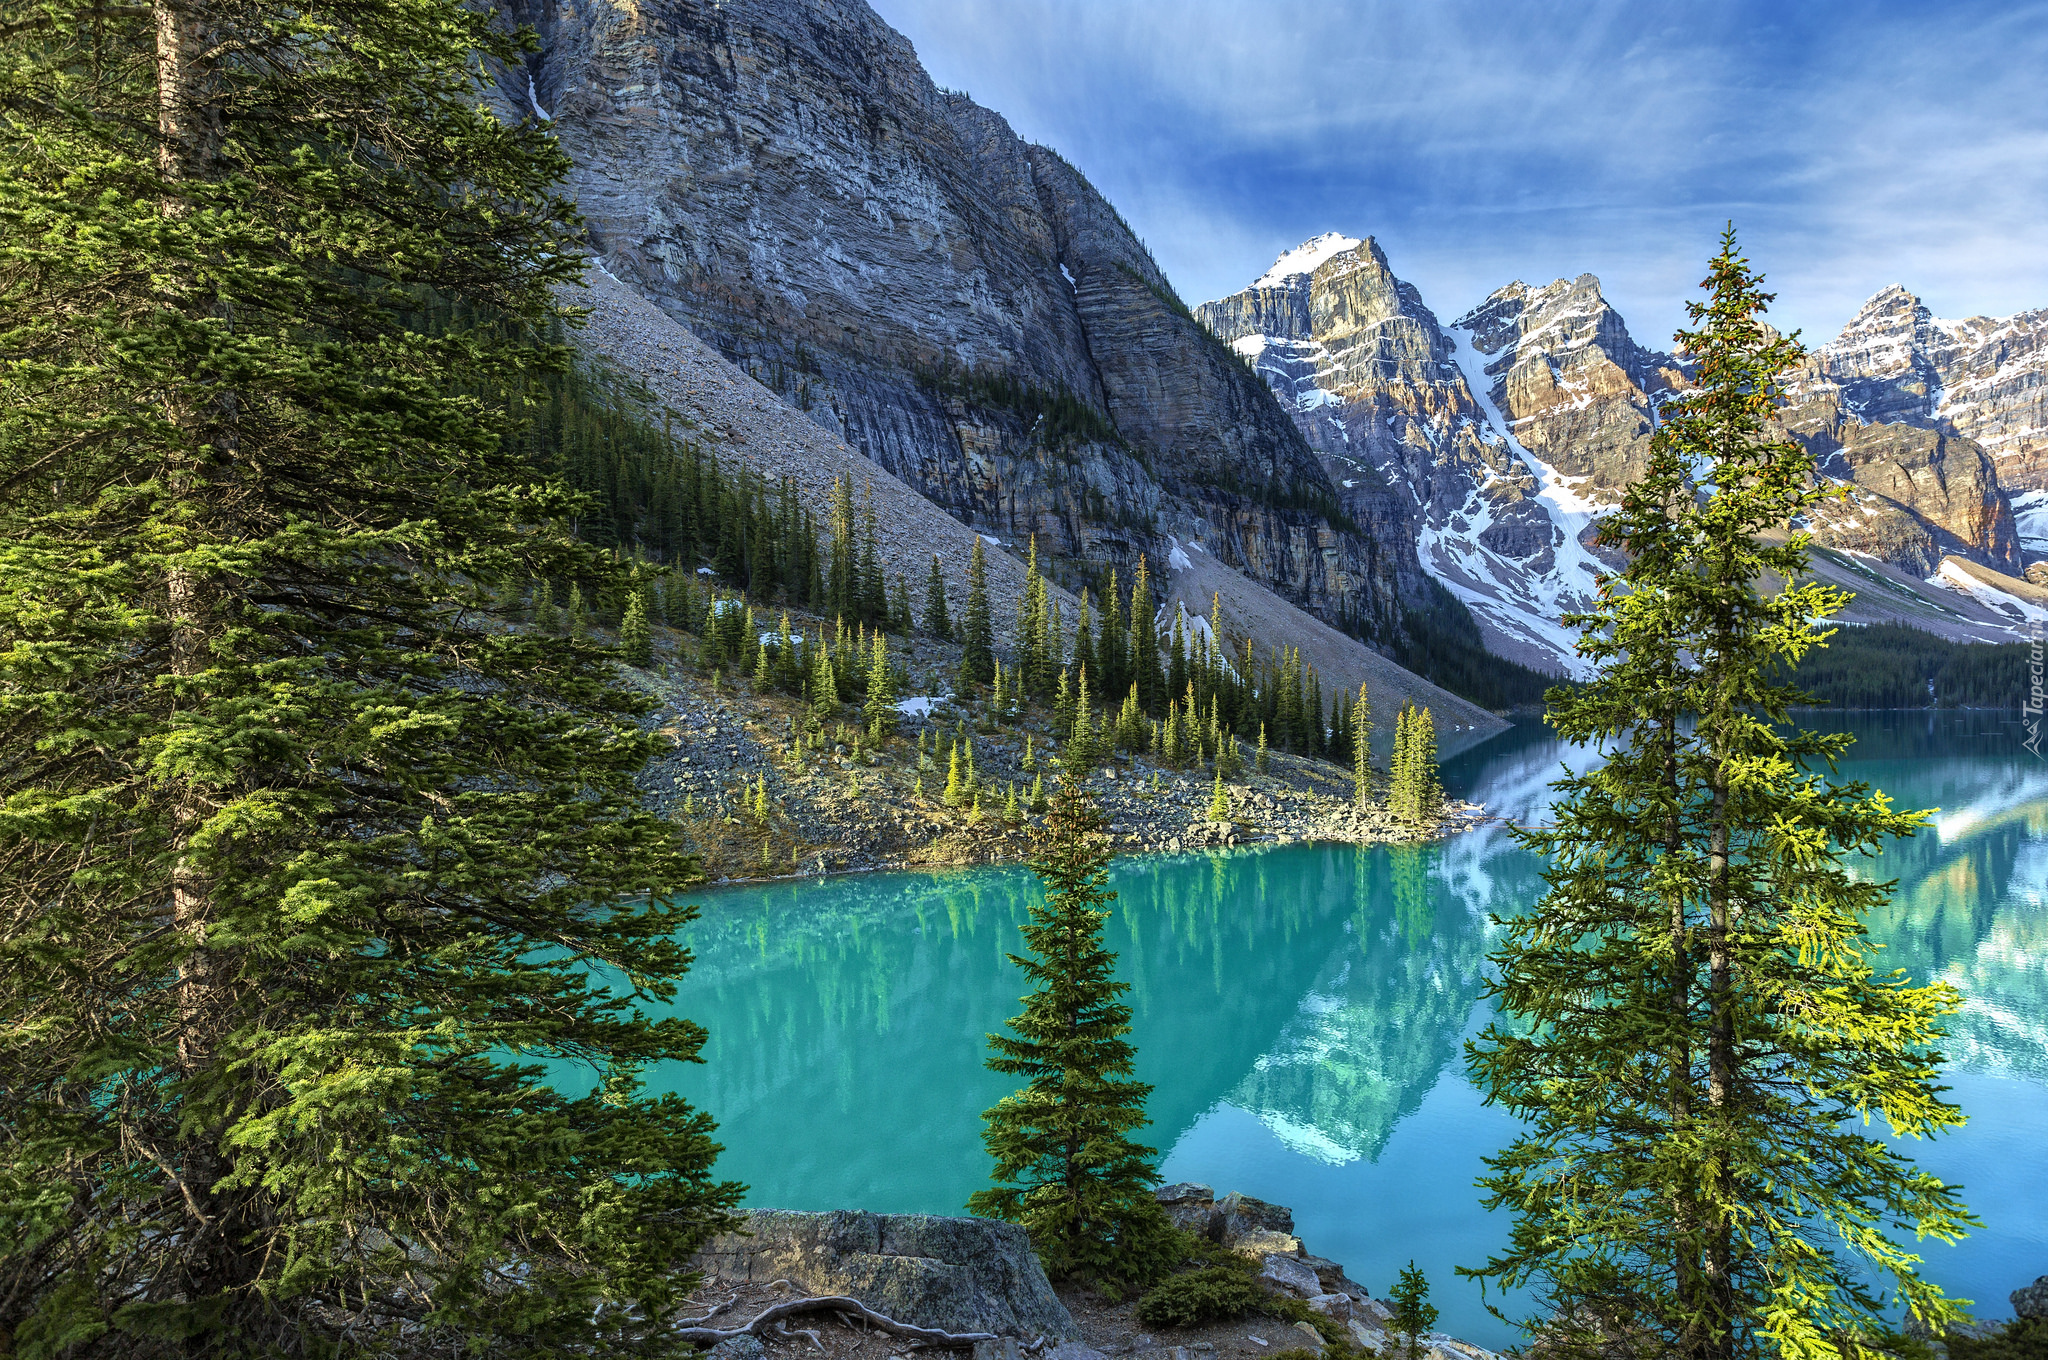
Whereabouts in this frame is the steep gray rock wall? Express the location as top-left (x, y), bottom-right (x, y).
top-left (514, 0), bottom-right (1433, 645)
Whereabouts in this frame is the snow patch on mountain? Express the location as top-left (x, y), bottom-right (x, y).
top-left (1252, 233), bottom-right (1363, 290)
top-left (1435, 327), bottom-right (1612, 678)
top-left (2010, 489), bottom-right (2048, 555)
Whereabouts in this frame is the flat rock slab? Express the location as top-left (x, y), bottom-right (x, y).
top-left (694, 1209), bottom-right (1075, 1339)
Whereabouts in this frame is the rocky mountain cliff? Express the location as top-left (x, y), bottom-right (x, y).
top-left (1197, 239), bottom-right (1606, 674)
top-left (505, 0), bottom-right (1439, 646)
top-left (1203, 235), bottom-right (2045, 671)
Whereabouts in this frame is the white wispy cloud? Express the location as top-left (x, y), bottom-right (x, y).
top-left (872, 0), bottom-right (2048, 347)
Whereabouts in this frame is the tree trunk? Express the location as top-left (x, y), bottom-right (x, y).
top-left (1664, 710), bottom-right (1709, 1360)
top-left (156, 0), bottom-right (252, 1333)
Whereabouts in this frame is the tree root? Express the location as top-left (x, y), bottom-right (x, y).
top-left (674, 1295), bottom-right (999, 1349)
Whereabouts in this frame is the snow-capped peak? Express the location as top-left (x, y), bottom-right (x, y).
top-left (1252, 233), bottom-right (1363, 290)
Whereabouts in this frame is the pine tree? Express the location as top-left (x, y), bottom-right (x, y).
top-left (922, 553), bottom-right (953, 640)
top-left (620, 587), bottom-right (654, 667)
top-left (1019, 534), bottom-right (1054, 698)
top-left (890, 573), bottom-right (914, 636)
top-left (1256, 722), bottom-right (1269, 774)
top-left (809, 629), bottom-right (840, 719)
top-left (968, 775), bottom-right (1181, 1289)
top-left (958, 536), bottom-right (996, 692)
top-left (864, 632), bottom-right (896, 739)
top-left (1464, 229), bottom-right (1975, 1360)
top-left (1071, 588), bottom-right (1097, 687)
top-left (1351, 683), bottom-right (1373, 804)
top-left (1066, 667), bottom-right (1097, 775)
top-left (1128, 555), bottom-right (1164, 714)
top-left (534, 578), bottom-right (562, 633)
top-left (567, 581), bottom-right (590, 639)
top-left (1208, 768), bottom-right (1230, 822)
top-left (828, 476), bottom-right (857, 620)
top-left (0, 3), bottom-right (739, 1352)
top-left (944, 741), bottom-right (966, 808)
top-left (859, 494), bottom-right (887, 624)
top-left (1098, 570), bottom-right (1127, 701)
top-left (1388, 1262), bottom-right (1437, 1360)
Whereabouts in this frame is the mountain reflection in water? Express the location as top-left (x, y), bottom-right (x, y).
top-left (600, 710), bottom-right (2046, 1343)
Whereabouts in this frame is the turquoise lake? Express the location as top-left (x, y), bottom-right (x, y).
top-left (631, 712), bottom-right (2048, 1345)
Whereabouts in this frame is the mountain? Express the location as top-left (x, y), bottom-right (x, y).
top-left (1204, 235), bottom-right (2047, 671)
top-left (509, 0), bottom-right (1443, 648)
top-left (1197, 239), bottom-right (1606, 674)
top-left (1795, 285), bottom-right (2048, 560)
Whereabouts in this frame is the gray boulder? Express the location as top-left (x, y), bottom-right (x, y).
top-left (1156, 1183), bottom-right (1224, 1241)
top-left (692, 1209), bottom-right (1075, 1339)
top-left (1258, 1253), bottom-right (1323, 1298)
top-left (2016, 1274), bottom-right (2048, 1318)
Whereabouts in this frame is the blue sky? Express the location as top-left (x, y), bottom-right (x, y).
top-left (870, 0), bottom-right (2048, 351)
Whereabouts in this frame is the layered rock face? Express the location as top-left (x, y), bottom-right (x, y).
top-left (1452, 274), bottom-right (1683, 495)
top-left (1458, 275), bottom-right (2027, 580)
top-left (509, 0), bottom-right (1434, 640)
top-left (1813, 285), bottom-right (2048, 489)
top-left (1199, 238), bottom-right (1603, 674)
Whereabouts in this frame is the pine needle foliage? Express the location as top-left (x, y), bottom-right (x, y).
top-left (969, 776), bottom-right (1180, 1292)
top-left (1463, 228), bottom-right (1974, 1360)
top-left (958, 536), bottom-right (996, 691)
top-left (0, 3), bottom-right (741, 1355)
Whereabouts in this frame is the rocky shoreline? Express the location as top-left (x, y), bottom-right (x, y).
top-left (688, 1196), bottom-right (2048, 1360)
top-left (691, 1186), bottom-right (1502, 1360)
top-left (627, 628), bottom-right (1489, 887)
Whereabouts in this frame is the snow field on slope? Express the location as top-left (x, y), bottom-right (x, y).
top-left (1430, 327), bottom-right (1614, 677)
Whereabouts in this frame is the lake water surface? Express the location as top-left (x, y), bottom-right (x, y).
top-left (634, 712), bottom-right (2048, 1345)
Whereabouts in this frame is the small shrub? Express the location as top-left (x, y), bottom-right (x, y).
top-left (1136, 1266), bottom-right (1265, 1328)
top-left (1953, 1319), bottom-right (2048, 1360)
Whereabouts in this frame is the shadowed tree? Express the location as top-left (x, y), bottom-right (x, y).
top-left (970, 775), bottom-right (1180, 1291)
top-left (0, 1), bottom-right (741, 1354)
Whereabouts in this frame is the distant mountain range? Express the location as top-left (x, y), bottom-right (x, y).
top-left (1201, 239), bottom-right (2048, 672)
top-left (505, 0), bottom-right (2048, 680)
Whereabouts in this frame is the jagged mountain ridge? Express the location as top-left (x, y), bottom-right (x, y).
top-left (508, 0), bottom-right (1442, 649)
top-left (1202, 233), bottom-right (2048, 671)
top-left (1198, 240), bottom-right (1610, 674)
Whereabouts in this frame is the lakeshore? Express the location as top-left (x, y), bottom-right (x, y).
top-left (627, 634), bottom-right (1488, 884)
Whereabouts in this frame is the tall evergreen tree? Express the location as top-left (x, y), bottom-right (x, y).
top-left (969, 774), bottom-right (1180, 1289)
top-left (1464, 230), bottom-right (1974, 1360)
top-left (859, 495), bottom-right (887, 624)
top-left (922, 552), bottom-right (953, 640)
top-left (1097, 569), bottom-right (1127, 702)
top-left (828, 476), bottom-right (857, 620)
top-left (1127, 556), bottom-right (1165, 715)
top-left (958, 535), bottom-right (996, 692)
top-left (0, 2), bottom-right (741, 1354)
top-left (1071, 588), bottom-right (1097, 687)
top-left (1019, 535), bottom-right (1055, 699)
top-left (864, 632), bottom-right (896, 739)
top-left (1352, 682), bottom-right (1373, 805)
top-left (620, 587), bottom-right (654, 667)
